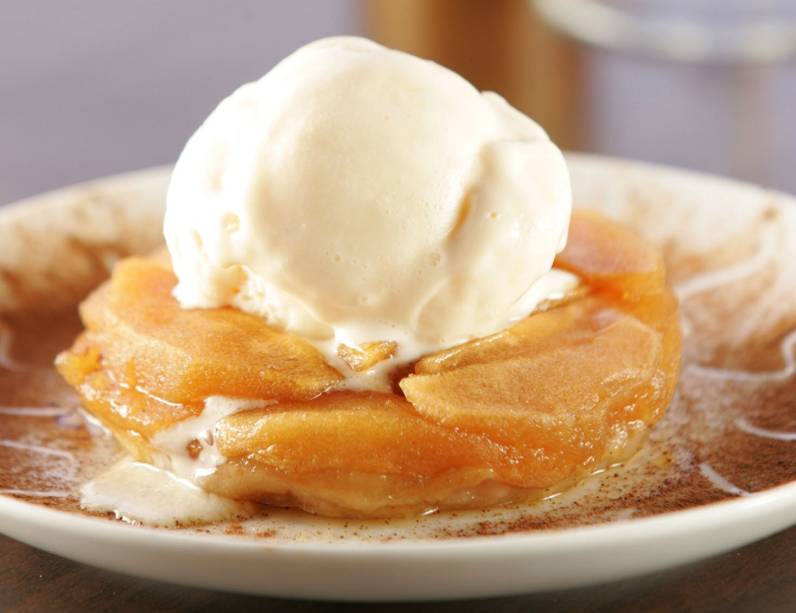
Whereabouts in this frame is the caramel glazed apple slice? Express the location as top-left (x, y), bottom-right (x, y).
top-left (57, 210), bottom-right (681, 518)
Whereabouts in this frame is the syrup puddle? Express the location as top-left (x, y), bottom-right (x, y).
top-left (736, 418), bottom-right (796, 442)
top-left (685, 328), bottom-right (796, 383)
top-left (699, 463), bottom-right (749, 497)
top-left (0, 437), bottom-right (79, 500)
top-left (611, 508), bottom-right (637, 522)
top-left (0, 406), bottom-right (70, 417)
top-left (0, 439), bottom-right (76, 461)
top-left (0, 488), bottom-right (71, 498)
top-left (0, 319), bottom-right (21, 372)
top-left (674, 226), bottom-right (777, 301)
top-left (673, 222), bottom-right (781, 345)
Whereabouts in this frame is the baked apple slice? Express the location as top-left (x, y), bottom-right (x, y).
top-left (72, 258), bottom-right (341, 405)
top-left (402, 211), bottom-right (681, 487)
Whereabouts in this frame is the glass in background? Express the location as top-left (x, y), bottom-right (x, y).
top-left (364, 0), bottom-right (586, 151)
top-left (534, 0), bottom-right (796, 192)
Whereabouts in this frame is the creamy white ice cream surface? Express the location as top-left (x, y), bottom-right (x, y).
top-left (164, 36), bottom-right (573, 370)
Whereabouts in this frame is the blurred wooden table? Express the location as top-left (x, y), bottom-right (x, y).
top-left (2, 527), bottom-right (795, 612)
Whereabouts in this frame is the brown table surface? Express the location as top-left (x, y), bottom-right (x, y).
top-left (1, 525), bottom-right (794, 612)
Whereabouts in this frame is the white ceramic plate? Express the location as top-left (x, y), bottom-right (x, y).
top-left (1, 482), bottom-right (795, 601)
top-left (1, 155), bottom-right (795, 601)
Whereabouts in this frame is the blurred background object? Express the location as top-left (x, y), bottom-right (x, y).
top-left (2, 0), bottom-right (795, 206)
top-left (0, 0), bottom-right (359, 204)
top-left (531, 0), bottom-right (796, 191)
top-left (365, 0), bottom-right (585, 151)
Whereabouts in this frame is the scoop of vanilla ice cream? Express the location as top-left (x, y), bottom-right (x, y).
top-left (165, 36), bottom-right (572, 363)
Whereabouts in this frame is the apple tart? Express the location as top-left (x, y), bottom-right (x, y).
top-left (57, 210), bottom-right (680, 517)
